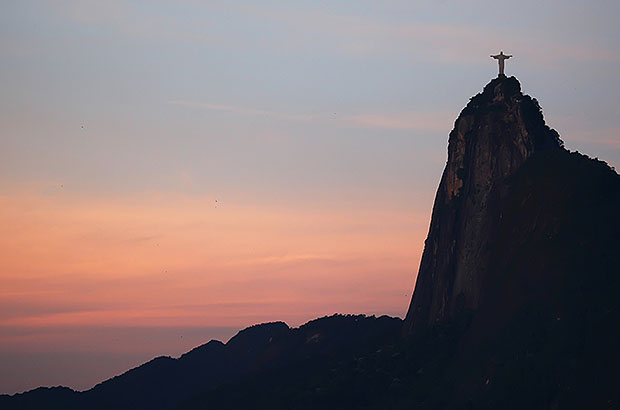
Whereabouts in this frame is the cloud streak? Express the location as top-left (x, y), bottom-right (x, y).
top-left (168, 100), bottom-right (274, 116)
top-left (168, 99), bottom-right (454, 132)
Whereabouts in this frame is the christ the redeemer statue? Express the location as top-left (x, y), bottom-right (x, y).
top-left (491, 51), bottom-right (512, 76)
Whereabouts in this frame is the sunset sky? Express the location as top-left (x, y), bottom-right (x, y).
top-left (2, 0), bottom-right (620, 394)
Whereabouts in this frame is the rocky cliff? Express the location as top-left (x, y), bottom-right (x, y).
top-left (403, 76), bottom-right (564, 334)
top-left (400, 76), bottom-right (620, 408)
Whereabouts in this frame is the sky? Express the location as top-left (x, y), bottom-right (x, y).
top-left (1, 0), bottom-right (620, 395)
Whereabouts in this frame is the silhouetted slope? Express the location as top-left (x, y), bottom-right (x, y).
top-left (0, 315), bottom-right (401, 410)
top-left (178, 314), bottom-right (403, 410)
top-left (0, 387), bottom-right (76, 410)
top-left (70, 322), bottom-right (292, 410)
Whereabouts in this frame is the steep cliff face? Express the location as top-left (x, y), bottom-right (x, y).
top-left (400, 76), bottom-right (620, 408)
top-left (403, 76), bottom-right (564, 334)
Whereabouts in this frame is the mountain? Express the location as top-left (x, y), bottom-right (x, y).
top-left (3, 76), bottom-right (619, 409)
top-left (403, 75), bottom-right (563, 334)
top-left (400, 75), bottom-right (620, 408)
top-left (0, 315), bottom-right (401, 410)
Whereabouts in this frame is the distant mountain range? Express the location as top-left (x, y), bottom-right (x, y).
top-left (3, 76), bottom-right (619, 409)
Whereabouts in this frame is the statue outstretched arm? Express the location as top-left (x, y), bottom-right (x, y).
top-left (506, 55), bottom-right (512, 59)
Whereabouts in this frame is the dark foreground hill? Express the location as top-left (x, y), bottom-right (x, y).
top-left (2, 76), bottom-right (619, 409)
top-left (0, 315), bottom-right (401, 410)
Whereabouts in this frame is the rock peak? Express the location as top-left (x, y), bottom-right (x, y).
top-left (403, 77), bottom-right (563, 335)
top-left (480, 75), bottom-right (522, 101)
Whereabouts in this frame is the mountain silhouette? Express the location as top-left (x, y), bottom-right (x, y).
top-left (0, 315), bottom-right (400, 410)
top-left (2, 76), bottom-right (619, 409)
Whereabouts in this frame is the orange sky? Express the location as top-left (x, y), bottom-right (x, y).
top-left (0, 187), bottom-right (427, 342)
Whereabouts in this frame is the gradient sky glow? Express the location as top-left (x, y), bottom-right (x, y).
top-left (2, 0), bottom-right (620, 394)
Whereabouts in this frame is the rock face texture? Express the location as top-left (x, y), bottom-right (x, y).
top-left (403, 76), bottom-right (563, 335)
top-left (400, 75), bottom-right (620, 408)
